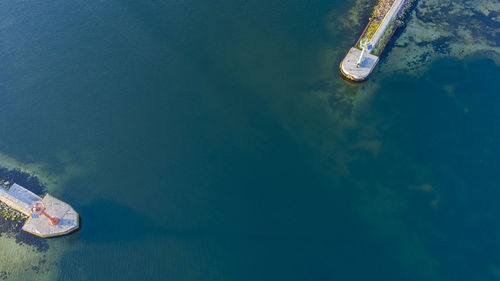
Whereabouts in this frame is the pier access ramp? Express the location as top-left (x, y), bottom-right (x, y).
top-left (0, 183), bottom-right (41, 215)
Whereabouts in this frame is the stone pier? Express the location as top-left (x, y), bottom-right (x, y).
top-left (0, 182), bottom-right (79, 238)
top-left (340, 0), bottom-right (405, 81)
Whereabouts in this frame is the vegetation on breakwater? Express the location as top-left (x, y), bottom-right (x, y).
top-left (0, 201), bottom-right (26, 232)
top-left (356, 0), bottom-right (395, 49)
top-left (361, 20), bottom-right (382, 44)
top-left (356, 0), bottom-right (416, 51)
top-left (371, 18), bottom-right (399, 56)
top-left (370, 0), bottom-right (417, 55)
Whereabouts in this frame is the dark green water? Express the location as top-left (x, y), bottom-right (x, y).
top-left (0, 0), bottom-right (499, 280)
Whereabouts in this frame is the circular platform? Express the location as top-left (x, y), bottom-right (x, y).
top-left (340, 48), bottom-right (379, 82)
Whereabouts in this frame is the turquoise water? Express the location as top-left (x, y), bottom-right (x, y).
top-left (0, 0), bottom-right (499, 280)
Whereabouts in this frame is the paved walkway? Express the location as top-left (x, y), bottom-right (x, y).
top-left (370, 0), bottom-right (405, 51)
top-left (0, 183), bottom-right (41, 215)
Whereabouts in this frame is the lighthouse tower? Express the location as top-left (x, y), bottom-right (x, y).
top-left (357, 40), bottom-right (373, 67)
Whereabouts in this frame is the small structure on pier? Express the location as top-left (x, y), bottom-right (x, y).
top-left (356, 40), bottom-right (373, 67)
top-left (0, 181), bottom-right (79, 238)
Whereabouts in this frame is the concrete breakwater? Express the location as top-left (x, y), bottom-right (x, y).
top-left (340, 0), bottom-right (414, 81)
top-left (0, 179), bottom-right (79, 238)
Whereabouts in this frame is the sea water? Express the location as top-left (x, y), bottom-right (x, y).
top-left (0, 0), bottom-right (499, 280)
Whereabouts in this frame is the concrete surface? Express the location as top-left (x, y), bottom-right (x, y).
top-left (340, 48), bottom-right (379, 81)
top-left (22, 194), bottom-right (79, 238)
top-left (0, 182), bottom-right (79, 238)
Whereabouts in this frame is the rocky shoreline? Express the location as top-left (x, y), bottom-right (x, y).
top-left (398, 0), bottom-right (418, 18)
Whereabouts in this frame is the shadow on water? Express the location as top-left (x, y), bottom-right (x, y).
top-left (79, 198), bottom-right (391, 247)
top-left (77, 200), bottom-right (157, 243)
top-left (66, 197), bottom-right (413, 281)
top-left (78, 199), bottom-right (362, 243)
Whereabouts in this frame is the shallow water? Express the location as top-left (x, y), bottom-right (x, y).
top-left (0, 0), bottom-right (499, 280)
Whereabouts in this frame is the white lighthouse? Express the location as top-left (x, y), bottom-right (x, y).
top-left (356, 40), bottom-right (373, 67)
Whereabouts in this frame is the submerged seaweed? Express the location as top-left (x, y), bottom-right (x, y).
top-left (380, 0), bottom-right (500, 75)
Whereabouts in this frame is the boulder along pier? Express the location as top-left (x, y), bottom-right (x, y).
top-left (340, 0), bottom-right (415, 81)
